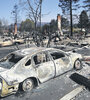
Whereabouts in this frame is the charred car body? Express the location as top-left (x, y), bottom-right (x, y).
top-left (0, 47), bottom-right (82, 97)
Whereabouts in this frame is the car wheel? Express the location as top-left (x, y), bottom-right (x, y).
top-left (22, 79), bottom-right (34, 91)
top-left (74, 59), bottom-right (82, 70)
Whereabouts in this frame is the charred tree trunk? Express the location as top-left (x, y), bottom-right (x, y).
top-left (70, 0), bottom-right (73, 36)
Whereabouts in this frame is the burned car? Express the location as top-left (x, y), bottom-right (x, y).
top-left (0, 47), bottom-right (82, 97)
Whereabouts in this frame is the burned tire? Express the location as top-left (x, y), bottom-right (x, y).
top-left (21, 78), bottom-right (34, 91)
top-left (74, 59), bottom-right (82, 70)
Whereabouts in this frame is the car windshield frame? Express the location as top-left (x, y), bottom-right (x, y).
top-left (0, 53), bottom-right (23, 69)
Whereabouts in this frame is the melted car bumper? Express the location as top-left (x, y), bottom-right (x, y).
top-left (0, 79), bottom-right (19, 97)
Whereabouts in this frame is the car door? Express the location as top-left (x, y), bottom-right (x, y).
top-left (50, 50), bottom-right (71, 76)
top-left (32, 51), bottom-right (55, 83)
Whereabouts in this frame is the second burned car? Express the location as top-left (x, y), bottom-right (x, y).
top-left (0, 47), bottom-right (82, 97)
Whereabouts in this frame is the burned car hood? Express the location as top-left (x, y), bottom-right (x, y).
top-left (0, 67), bottom-right (7, 72)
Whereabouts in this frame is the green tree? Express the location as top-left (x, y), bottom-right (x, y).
top-left (0, 20), bottom-right (2, 27)
top-left (42, 17), bottom-right (69, 33)
top-left (42, 24), bottom-right (49, 33)
top-left (59, 0), bottom-right (80, 36)
top-left (19, 19), bottom-right (34, 32)
top-left (61, 16), bottom-right (69, 28)
top-left (83, 0), bottom-right (90, 11)
top-left (0, 20), bottom-right (2, 34)
top-left (50, 18), bottom-right (69, 31)
top-left (78, 10), bottom-right (89, 30)
top-left (9, 24), bottom-right (14, 33)
top-left (49, 19), bottom-right (57, 32)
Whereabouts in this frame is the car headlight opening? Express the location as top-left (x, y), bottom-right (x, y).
top-left (0, 82), bottom-right (2, 90)
top-left (0, 78), bottom-right (2, 91)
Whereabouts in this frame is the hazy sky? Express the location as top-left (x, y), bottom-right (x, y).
top-left (0, 0), bottom-right (18, 24)
top-left (0, 0), bottom-right (62, 24)
top-left (0, 0), bottom-right (84, 25)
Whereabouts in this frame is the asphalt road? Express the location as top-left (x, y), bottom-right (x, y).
top-left (0, 45), bottom-right (90, 100)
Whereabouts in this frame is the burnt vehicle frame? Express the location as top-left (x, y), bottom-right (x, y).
top-left (0, 47), bottom-right (82, 97)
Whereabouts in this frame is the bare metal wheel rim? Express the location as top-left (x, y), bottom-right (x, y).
top-left (75, 60), bottom-right (81, 69)
top-left (22, 79), bottom-right (34, 91)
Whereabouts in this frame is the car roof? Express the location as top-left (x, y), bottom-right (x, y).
top-left (13, 47), bottom-right (56, 57)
